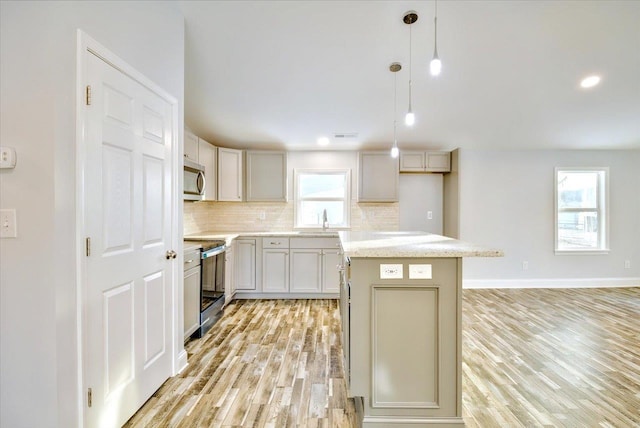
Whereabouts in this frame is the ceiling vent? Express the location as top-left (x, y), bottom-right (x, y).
top-left (333, 132), bottom-right (359, 139)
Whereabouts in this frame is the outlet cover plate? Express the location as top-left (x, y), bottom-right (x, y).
top-left (380, 264), bottom-right (403, 279)
top-left (409, 264), bottom-right (432, 279)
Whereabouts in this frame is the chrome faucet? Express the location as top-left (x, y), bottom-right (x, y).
top-left (322, 208), bottom-right (329, 230)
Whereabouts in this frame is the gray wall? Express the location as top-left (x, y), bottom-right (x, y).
top-left (399, 174), bottom-right (443, 234)
top-left (0, 2), bottom-right (184, 427)
top-left (459, 149), bottom-right (640, 284)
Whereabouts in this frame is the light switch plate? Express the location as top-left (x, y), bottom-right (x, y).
top-left (380, 264), bottom-right (403, 279)
top-left (409, 264), bottom-right (432, 279)
top-left (0, 209), bottom-right (17, 238)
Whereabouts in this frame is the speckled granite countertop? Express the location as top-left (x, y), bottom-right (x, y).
top-left (184, 230), bottom-right (339, 246)
top-left (338, 231), bottom-right (503, 258)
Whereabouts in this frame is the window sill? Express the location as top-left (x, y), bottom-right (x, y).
top-left (555, 249), bottom-right (610, 256)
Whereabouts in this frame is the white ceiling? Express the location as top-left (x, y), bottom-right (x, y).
top-left (178, 1), bottom-right (640, 152)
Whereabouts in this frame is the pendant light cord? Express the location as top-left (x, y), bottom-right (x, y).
top-left (434, 0), bottom-right (439, 57)
top-left (394, 71), bottom-right (398, 142)
top-left (408, 20), bottom-right (413, 111)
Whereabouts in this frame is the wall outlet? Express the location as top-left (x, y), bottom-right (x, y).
top-left (625, 260), bottom-right (631, 269)
top-left (380, 264), bottom-right (403, 279)
top-left (427, 211), bottom-right (433, 220)
top-left (522, 261), bottom-right (528, 270)
top-left (0, 209), bottom-right (17, 238)
top-left (0, 147), bottom-right (17, 169)
top-left (409, 264), bottom-right (432, 279)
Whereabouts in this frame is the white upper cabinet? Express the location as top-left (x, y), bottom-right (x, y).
top-left (217, 147), bottom-right (243, 201)
top-left (400, 151), bottom-right (451, 173)
top-left (246, 151), bottom-right (288, 202)
top-left (198, 138), bottom-right (217, 201)
top-left (358, 151), bottom-right (399, 202)
top-left (184, 128), bottom-right (199, 162)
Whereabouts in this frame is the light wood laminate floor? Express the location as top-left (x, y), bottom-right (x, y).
top-left (126, 288), bottom-right (639, 427)
top-left (462, 287), bottom-right (639, 427)
top-left (125, 299), bottom-right (356, 428)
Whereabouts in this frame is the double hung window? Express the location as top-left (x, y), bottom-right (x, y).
top-left (555, 167), bottom-right (608, 253)
top-left (294, 169), bottom-right (350, 229)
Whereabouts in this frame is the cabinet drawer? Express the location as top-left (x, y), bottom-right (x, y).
top-left (262, 237), bottom-right (290, 249)
top-left (184, 249), bottom-right (201, 270)
top-left (290, 237), bottom-right (340, 249)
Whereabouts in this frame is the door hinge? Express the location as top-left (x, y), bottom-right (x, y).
top-left (85, 85), bottom-right (92, 105)
top-left (85, 237), bottom-right (91, 257)
top-left (87, 388), bottom-right (92, 407)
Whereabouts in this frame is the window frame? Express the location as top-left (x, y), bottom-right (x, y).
top-left (293, 168), bottom-right (351, 230)
top-left (554, 167), bottom-right (609, 255)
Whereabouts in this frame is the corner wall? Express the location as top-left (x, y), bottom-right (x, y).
top-left (0, 2), bottom-right (184, 427)
top-left (459, 149), bottom-right (640, 287)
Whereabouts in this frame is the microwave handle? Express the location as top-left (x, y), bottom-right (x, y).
top-left (196, 171), bottom-right (206, 195)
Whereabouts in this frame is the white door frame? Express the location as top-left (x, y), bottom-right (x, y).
top-left (75, 29), bottom-right (185, 426)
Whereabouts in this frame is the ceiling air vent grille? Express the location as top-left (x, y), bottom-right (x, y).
top-left (333, 132), bottom-right (359, 139)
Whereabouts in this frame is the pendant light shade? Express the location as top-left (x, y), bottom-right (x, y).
top-left (390, 62), bottom-right (401, 158)
top-left (403, 11), bottom-right (418, 127)
top-left (430, 0), bottom-right (442, 76)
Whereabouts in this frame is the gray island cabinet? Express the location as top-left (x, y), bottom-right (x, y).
top-left (338, 231), bottom-right (502, 428)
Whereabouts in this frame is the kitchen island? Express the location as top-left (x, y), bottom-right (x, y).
top-left (338, 231), bottom-right (502, 428)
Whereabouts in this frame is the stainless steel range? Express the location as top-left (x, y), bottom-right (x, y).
top-left (192, 240), bottom-right (227, 337)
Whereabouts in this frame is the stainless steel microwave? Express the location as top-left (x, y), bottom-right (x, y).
top-left (184, 158), bottom-right (206, 201)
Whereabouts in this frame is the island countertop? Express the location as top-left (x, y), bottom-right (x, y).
top-left (339, 230), bottom-right (503, 258)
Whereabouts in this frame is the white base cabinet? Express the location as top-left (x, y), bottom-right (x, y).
top-left (224, 243), bottom-right (235, 306)
top-left (290, 249), bottom-right (322, 292)
top-left (235, 239), bottom-right (256, 291)
top-left (262, 236), bottom-right (290, 293)
top-left (183, 248), bottom-right (201, 341)
top-left (231, 235), bottom-right (340, 298)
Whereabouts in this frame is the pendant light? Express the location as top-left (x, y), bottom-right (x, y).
top-left (390, 62), bottom-right (401, 158)
top-left (430, 0), bottom-right (442, 76)
top-left (403, 11), bottom-right (418, 127)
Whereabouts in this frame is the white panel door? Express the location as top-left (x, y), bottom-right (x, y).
top-left (84, 51), bottom-right (174, 428)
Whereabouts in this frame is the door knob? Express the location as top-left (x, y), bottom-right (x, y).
top-left (166, 250), bottom-right (177, 260)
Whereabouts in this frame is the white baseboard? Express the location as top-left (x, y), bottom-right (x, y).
top-left (463, 277), bottom-right (640, 289)
top-left (176, 349), bottom-right (188, 375)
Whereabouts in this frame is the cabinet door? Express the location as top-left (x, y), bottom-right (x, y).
top-left (217, 147), bottom-right (243, 201)
top-left (198, 139), bottom-right (217, 201)
top-left (183, 266), bottom-right (200, 340)
top-left (322, 249), bottom-right (342, 293)
top-left (262, 249), bottom-right (289, 292)
top-left (425, 151), bottom-right (451, 172)
top-left (235, 239), bottom-right (256, 291)
top-left (290, 249), bottom-right (322, 292)
top-left (358, 151), bottom-right (399, 202)
top-left (224, 245), bottom-right (235, 305)
top-left (184, 129), bottom-right (199, 162)
top-left (399, 151), bottom-right (426, 172)
top-left (246, 151), bottom-right (287, 201)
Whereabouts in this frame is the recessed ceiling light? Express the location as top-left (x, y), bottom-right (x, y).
top-left (317, 137), bottom-right (330, 146)
top-left (580, 75), bottom-right (601, 89)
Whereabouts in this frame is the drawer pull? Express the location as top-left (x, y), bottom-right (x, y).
top-left (185, 259), bottom-right (194, 263)
top-left (270, 241), bottom-right (280, 245)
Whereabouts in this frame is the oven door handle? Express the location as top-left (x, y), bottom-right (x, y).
top-left (202, 245), bottom-right (226, 259)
